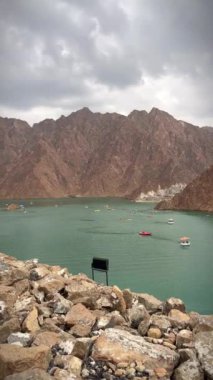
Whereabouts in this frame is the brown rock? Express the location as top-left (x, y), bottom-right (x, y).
top-left (154, 367), bottom-right (168, 378)
top-left (168, 309), bottom-right (191, 328)
top-left (30, 266), bottom-right (50, 281)
top-left (65, 303), bottom-right (96, 329)
top-left (150, 314), bottom-right (172, 332)
top-left (4, 368), bottom-right (52, 380)
top-left (66, 355), bottom-right (82, 376)
top-left (70, 324), bottom-right (92, 337)
top-left (138, 317), bottom-right (150, 336)
top-left (65, 275), bottom-right (97, 302)
top-left (22, 307), bottom-right (40, 332)
top-left (14, 294), bottom-right (36, 313)
top-left (72, 337), bottom-right (95, 359)
top-left (14, 279), bottom-right (30, 296)
top-left (33, 331), bottom-right (62, 347)
top-left (38, 275), bottom-right (65, 295)
top-left (0, 266), bottom-right (28, 287)
top-left (111, 285), bottom-right (126, 314)
top-left (92, 328), bottom-right (179, 376)
top-left (176, 329), bottom-right (193, 348)
top-left (0, 344), bottom-right (51, 380)
top-left (0, 285), bottom-right (17, 309)
top-left (147, 327), bottom-right (162, 339)
top-left (122, 288), bottom-right (133, 309)
top-left (137, 293), bottom-right (163, 313)
top-left (0, 317), bottom-right (20, 343)
top-left (164, 297), bottom-right (186, 314)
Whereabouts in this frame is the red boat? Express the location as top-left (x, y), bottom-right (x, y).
top-left (139, 231), bottom-right (152, 236)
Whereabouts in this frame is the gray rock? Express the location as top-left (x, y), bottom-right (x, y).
top-left (178, 348), bottom-right (197, 363)
top-left (128, 304), bottom-right (150, 328)
top-left (195, 331), bottom-right (213, 379)
top-left (173, 360), bottom-right (204, 380)
top-left (150, 314), bottom-right (171, 332)
top-left (7, 332), bottom-right (32, 347)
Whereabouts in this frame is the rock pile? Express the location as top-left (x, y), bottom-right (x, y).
top-left (0, 252), bottom-right (212, 380)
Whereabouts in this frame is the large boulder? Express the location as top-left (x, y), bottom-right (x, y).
top-left (65, 274), bottom-right (97, 303)
top-left (173, 360), bottom-right (204, 380)
top-left (0, 344), bottom-right (51, 380)
top-left (168, 309), bottom-right (191, 328)
top-left (4, 368), bottom-right (52, 380)
top-left (195, 331), bottom-right (213, 379)
top-left (136, 293), bottom-right (163, 313)
top-left (164, 297), bottom-right (186, 314)
top-left (128, 304), bottom-right (150, 328)
top-left (193, 314), bottom-right (213, 334)
top-left (33, 331), bottom-right (62, 348)
top-left (38, 275), bottom-right (65, 295)
top-left (65, 303), bottom-right (96, 334)
top-left (91, 328), bottom-right (179, 376)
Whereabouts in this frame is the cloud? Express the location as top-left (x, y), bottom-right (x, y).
top-left (0, 0), bottom-right (212, 126)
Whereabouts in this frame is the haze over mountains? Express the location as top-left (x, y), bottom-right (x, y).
top-left (0, 107), bottom-right (213, 199)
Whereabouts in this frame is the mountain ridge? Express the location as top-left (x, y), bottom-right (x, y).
top-left (0, 107), bottom-right (213, 199)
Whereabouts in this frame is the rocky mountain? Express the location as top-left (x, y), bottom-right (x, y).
top-left (0, 107), bottom-right (213, 199)
top-left (156, 165), bottom-right (213, 212)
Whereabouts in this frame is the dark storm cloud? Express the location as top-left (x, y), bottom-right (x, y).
top-left (0, 0), bottom-right (212, 125)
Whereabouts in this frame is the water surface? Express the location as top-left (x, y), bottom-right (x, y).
top-left (0, 198), bottom-right (212, 314)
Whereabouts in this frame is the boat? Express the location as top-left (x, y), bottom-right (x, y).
top-left (139, 231), bottom-right (152, 236)
top-left (168, 218), bottom-right (174, 224)
top-left (180, 236), bottom-right (191, 247)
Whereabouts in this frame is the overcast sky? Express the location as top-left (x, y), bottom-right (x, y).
top-left (0, 0), bottom-right (212, 126)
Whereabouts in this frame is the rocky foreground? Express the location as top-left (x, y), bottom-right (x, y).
top-left (0, 253), bottom-right (212, 380)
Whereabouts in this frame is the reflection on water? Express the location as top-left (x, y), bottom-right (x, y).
top-left (0, 198), bottom-right (212, 314)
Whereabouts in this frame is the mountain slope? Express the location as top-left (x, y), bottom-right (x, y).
top-left (155, 165), bottom-right (213, 212)
top-left (0, 107), bottom-right (213, 199)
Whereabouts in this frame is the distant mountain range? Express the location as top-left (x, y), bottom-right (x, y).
top-left (0, 107), bottom-right (213, 199)
top-left (156, 165), bottom-right (213, 212)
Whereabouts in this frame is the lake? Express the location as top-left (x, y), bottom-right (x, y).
top-left (0, 198), bottom-right (212, 314)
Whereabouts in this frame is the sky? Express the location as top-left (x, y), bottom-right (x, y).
top-left (0, 0), bottom-right (212, 127)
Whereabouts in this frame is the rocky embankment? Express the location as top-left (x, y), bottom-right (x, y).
top-left (0, 253), bottom-right (212, 380)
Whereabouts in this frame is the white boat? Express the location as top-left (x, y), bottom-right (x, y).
top-left (180, 237), bottom-right (191, 247)
top-left (168, 218), bottom-right (174, 224)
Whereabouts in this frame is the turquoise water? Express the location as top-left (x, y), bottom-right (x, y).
top-left (0, 198), bottom-right (212, 314)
